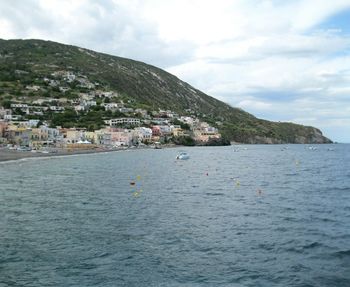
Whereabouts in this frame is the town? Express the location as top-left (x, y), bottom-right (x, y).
top-left (0, 70), bottom-right (224, 151)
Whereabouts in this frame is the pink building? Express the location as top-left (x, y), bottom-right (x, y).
top-left (152, 126), bottom-right (161, 136)
top-left (110, 129), bottom-right (132, 146)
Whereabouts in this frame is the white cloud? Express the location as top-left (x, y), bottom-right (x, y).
top-left (1, 0), bottom-right (350, 141)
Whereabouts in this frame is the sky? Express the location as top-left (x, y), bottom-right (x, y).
top-left (1, 0), bottom-right (350, 142)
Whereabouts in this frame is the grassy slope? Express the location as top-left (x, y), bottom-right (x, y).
top-left (0, 39), bottom-right (332, 143)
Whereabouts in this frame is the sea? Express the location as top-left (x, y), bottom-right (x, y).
top-left (0, 144), bottom-right (349, 287)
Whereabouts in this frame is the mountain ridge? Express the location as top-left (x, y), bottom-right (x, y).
top-left (0, 39), bottom-right (332, 144)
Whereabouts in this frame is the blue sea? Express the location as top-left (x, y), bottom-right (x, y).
top-left (1, 144), bottom-right (350, 287)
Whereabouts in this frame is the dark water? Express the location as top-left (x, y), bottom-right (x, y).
top-left (1, 144), bottom-right (350, 287)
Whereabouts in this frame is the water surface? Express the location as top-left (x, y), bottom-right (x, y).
top-left (1, 145), bottom-right (350, 286)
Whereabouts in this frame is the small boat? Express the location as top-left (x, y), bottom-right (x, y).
top-left (176, 152), bottom-right (190, 160)
top-left (154, 142), bottom-right (162, 149)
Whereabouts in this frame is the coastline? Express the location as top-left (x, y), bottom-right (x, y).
top-left (0, 144), bottom-right (180, 163)
top-left (0, 147), bottom-right (128, 163)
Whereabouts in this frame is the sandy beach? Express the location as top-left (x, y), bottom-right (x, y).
top-left (0, 147), bottom-right (124, 162)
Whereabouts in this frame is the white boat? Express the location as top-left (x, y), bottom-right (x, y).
top-left (176, 152), bottom-right (190, 160)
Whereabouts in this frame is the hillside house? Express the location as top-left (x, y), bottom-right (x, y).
top-left (108, 118), bottom-right (141, 126)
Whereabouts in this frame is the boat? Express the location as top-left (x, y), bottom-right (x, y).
top-left (154, 142), bottom-right (162, 149)
top-left (176, 152), bottom-right (190, 160)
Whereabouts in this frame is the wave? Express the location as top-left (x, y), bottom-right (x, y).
top-left (333, 249), bottom-right (350, 258)
top-left (204, 192), bottom-right (225, 196)
top-left (302, 242), bottom-right (323, 250)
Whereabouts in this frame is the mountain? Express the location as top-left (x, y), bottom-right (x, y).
top-left (0, 39), bottom-right (332, 144)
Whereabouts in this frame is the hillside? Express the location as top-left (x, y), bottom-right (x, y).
top-left (0, 39), bottom-right (332, 144)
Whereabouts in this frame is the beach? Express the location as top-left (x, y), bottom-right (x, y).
top-left (0, 144), bottom-right (178, 162)
top-left (0, 147), bottom-right (122, 162)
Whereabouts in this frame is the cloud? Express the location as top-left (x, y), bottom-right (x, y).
top-left (0, 0), bottom-right (195, 67)
top-left (1, 0), bottom-right (350, 141)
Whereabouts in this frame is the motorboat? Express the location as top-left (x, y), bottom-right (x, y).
top-left (176, 152), bottom-right (189, 160)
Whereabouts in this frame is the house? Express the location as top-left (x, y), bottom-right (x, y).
top-left (158, 110), bottom-right (177, 118)
top-left (0, 108), bottom-right (12, 120)
top-left (11, 103), bottom-right (28, 109)
top-left (5, 115), bottom-right (22, 121)
top-left (110, 128), bottom-right (132, 146)
top-left (151, 126), bottom-right (161, 136)
top-left (77, 129), bottom-right (104, 145)
top-left (31, 127), bottom-right (49, 141)
top-left (25, 85), bottom-right (41, 91)
top-left (65, 128), bottom-right (84, 144)
top-left (133, 127), bottom-right (152, 143)
top-left (11, 103), bottom-right (29, 114)
top-left (79, 93), bottom-right (95, 101)
top-left (19, 119), bottom-right (40, 128)
top-left (135, 109), bottom-right (148, 117)
top-left (179, 116), bottom-right (197, 127)
top-left (94, 90), bottom-right (116, 98)
top-left (152, 118), bottom-right (169, 125)
top-left (0, 121), bottom-right (8, 140)
top-left (81, 100), bottom-right (97, 107)
top-left (102, 103), bottom-right (120, 111)
top-left (32, 98), bottom-right (55, 105)
top-left (49, 106), bottom-right (65, 112)
top-left (5, 125), bottom-right (32, 146)
top-left (118, 107), bottom-right (134, 114)
top-left (63, 71), bottom-right (76, 82)
top-left (84, 131), bottom-right (100, 145)
top-left (108, 118), bottom-right (141, 126)
top-left (159, 125), bottom-right (172, 135)
top-left (59, 87), bottom-right (70, 93)
top-left (193, 123), bottom-right (221, 142)
top-left (171, 126), bottom-right (186, 137)
top-left (40, 126), bottom-right (61, 142)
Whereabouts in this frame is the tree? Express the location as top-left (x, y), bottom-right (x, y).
top-left (1, 100), bottom-right (11, 109)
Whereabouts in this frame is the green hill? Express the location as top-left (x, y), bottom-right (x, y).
top-left (0, 39), bottom-right (332, 144)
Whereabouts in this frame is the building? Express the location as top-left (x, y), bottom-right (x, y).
top-left (133, 127), bottom-right (152, 143)
top-left (65, 129), bottom-right (85, 144)
top-left (108, 118), bottom-right (141, 126)
top-left (5, 125), bottom-right (32, 146)
top-left (151, 126), bottom-right (161, 136)
top-left (0, 108), bottom-right (12, 120)
top-left (0, 121), bottom-right (8, 141)
top-left (193, 122), bottom-right (221, 142)
top-left (102, 103), bottom-right (120, 111)
top-left (110, 129), bottom-right (132, 146)
top-left (49, 106), bottom-right (65, 112)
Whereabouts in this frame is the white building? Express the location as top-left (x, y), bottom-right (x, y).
top-left (11, 103), bottom-right (28, 109)
top-left (133, 127), bottom-right (152, 143)
top-left (0, 108), bottom-right (11, 120)
top-left (102, 103), bottom-right (120, 111)
top-left (108, 118), bottom-right (141, 126)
